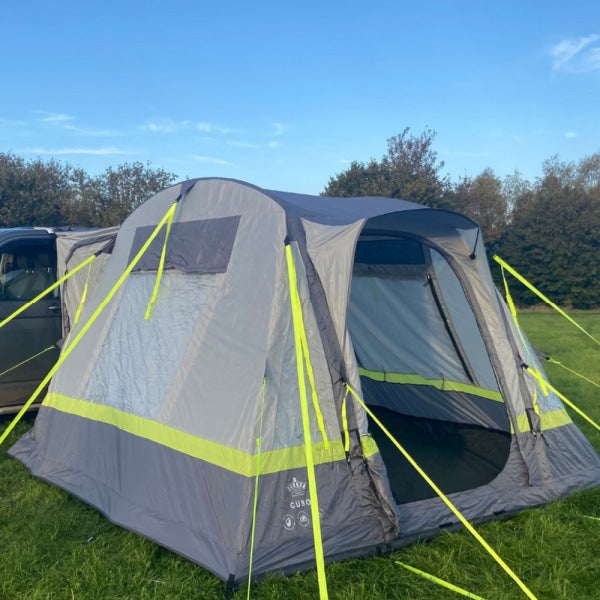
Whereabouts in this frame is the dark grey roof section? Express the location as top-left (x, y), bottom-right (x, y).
top-left (168, 177), bottom-right (480, 230)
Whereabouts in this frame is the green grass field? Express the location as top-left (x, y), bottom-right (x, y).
top-left (1, 312), bottom-right (599, 600)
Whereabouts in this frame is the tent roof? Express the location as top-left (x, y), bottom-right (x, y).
top-left (173, 177), bottom-right (480, 230)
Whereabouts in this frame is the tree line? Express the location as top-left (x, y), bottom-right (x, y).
top-left (0, 153), bottom-right (177, 229)
top-left (0, 131), bottom-right (598, 308)
top-left (324, 128), bottom-right (599, 309)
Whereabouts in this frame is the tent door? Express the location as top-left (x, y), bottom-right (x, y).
top-left (348, 234), bottom-right (511, 505)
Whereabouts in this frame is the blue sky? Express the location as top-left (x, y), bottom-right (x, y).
top-left (1, 0), bottom-right (599, 194)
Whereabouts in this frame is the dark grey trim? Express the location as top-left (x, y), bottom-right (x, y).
top-left (63, 231), bottom-right (118, 265)
top-left (129, 216), bottom-right (240, 274)
top-left (285, 217), bottom-right (348, 409)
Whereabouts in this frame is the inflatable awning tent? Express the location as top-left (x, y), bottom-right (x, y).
top-left (10, 178), bottom-right (600, 584)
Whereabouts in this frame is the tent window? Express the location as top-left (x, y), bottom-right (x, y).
top-left (348, 232), bottom-right (511, 505)
top-left (354, 238), bottom-right (425, 265)
top-left (129, 216), bottom-right (240, 274)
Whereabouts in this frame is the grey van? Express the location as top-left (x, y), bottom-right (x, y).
top-left (0, 228), bottom-right (62, 414)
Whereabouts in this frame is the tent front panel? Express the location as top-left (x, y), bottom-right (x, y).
top-left (10, 405), bottom-right (397, 581)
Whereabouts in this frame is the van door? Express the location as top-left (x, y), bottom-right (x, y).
top-left (0, 236), bottom-right (61, 413)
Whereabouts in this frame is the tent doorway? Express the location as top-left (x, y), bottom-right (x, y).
top-left (348, 230), bottom-right (512, 505)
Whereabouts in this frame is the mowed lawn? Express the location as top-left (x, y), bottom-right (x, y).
top-left (1, 312), bottom-right (599, 600)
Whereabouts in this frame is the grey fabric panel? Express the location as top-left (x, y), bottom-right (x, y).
top-left (129, 216), bottom-right (240, 273)
top-left (430, 250), bottom-right (498, 391)
top-left (129, 177), bottom-right (478, 231)
top-left (286, 242), bottom-right (343, 443)
top-left (302, 219), bottom-right (364, 366)
top-left (267, 186), bottom-right (476, 230)
top-left (10, 407), bottom-right (249, 579)
top-left (360, 378), bottom-right (510, 431)
top-left (83, 272), bottom-right (221, 418)
top-left (348, 274), bottom-right (469, 383)
top-left (12, 407), bottom-right (600, 581)
top-left (48, 181), bottom-right (288, 455)
top-left (56, 227), bottom-right (120, 270)
top-left (10, 406), bottom-right (395, 581)
top-left (56, 227), bottom-right (119, 337)
top-left (494, 288), bottom-right (564, 413)
top-left (162, 215), bottom-right (284, 451)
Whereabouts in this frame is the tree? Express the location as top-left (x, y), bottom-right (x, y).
top-left (63, 162), bottom-right (177, 227)
top-left (0, 153), bottom-right (72, 227)
top-left (445, 168), bottom-right (508, 247)
top-left (323, 127), bottom-right (450, 207)
top-left (496, 154), bottom-right (600, 308)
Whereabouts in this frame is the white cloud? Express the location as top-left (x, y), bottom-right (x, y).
top-left (140, 118), bottom-right (189, 133)
top-left (24, 146), bottom-right (131, 156)
top-left (140, 119), bottom-right (236, 135)
top-left (64, 124), bottom-right (122, 137)
top-left (195, 122), bottom-right (213, 133)
top-left (34, 111), bottom-right (76, 123)
top-left (267, 141), bottom-right (281, 149)
top-left (565, 131), bottom-right (578, 138)
top-left (271, 122), bottom-right (285, 136)
top-left (227, 140), bottom-right (260, 149)
top-left (192, 154), bottom-right (233, 166)
top-left (551, 34), bottom-right (600, 73)
top-left (0, 118), bottom-right (27, 127)
top-left (195, 122), bottom-right (237, 135)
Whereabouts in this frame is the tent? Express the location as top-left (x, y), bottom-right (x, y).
top-left (9, 178), bottom-right (600, 586)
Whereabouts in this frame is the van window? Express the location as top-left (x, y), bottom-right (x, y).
top-left (0, 241), bottom-right (58, 301)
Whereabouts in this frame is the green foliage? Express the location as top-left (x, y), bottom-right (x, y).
top-left (497, 155), bottom-right (600, 309)
top-left (0, 153), bottom-right (71, 227)
top-left (445, 169), bottom-right (508, 248)
top-left (323, 130), bottom-right (599, 309)
top-left (0, 153), bottom-right (177, 228)
top-left (1, 313), bottom-right (599, 599)
top-left (324, 127), bottom-right (450, 208)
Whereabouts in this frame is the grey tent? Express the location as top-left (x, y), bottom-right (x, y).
top-left (55, 226), bottom-right (119, 337)
top-left (9, 178), bottom-right (600, 584)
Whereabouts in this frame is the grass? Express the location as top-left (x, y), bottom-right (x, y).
top-left (1, 312), bottom-right (599, 599)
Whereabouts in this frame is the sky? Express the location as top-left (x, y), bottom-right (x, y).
top-left (0, 0), bottom-right (599, 194)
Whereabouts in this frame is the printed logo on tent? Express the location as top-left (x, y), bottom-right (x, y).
top-left (297, 511), bottom-right (310, 527)
top-left (283, 514), bottom-right (296, 530)
top-left (287, 477), bottom-right (307, 498)
top-left (282, 477), bottom-right (326, 532)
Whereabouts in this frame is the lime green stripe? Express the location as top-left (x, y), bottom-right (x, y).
top-left (285, 243), bottom-right (329, 600)
top-left (515, 409), bottom-right (572, 433)
top-left (494, 255), bottom-right (600, 346)
top-left (396, 562), bottom-right (487, 600)
top-left (44, 392), bottom-right (345, 477)
top-left (358, 367), bottom-right (503, 403)
top-left (359, 434), bottom-right (379, 458)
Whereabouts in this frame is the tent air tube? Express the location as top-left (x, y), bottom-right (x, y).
top-left (285, 243), bottom-right (329, 600)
